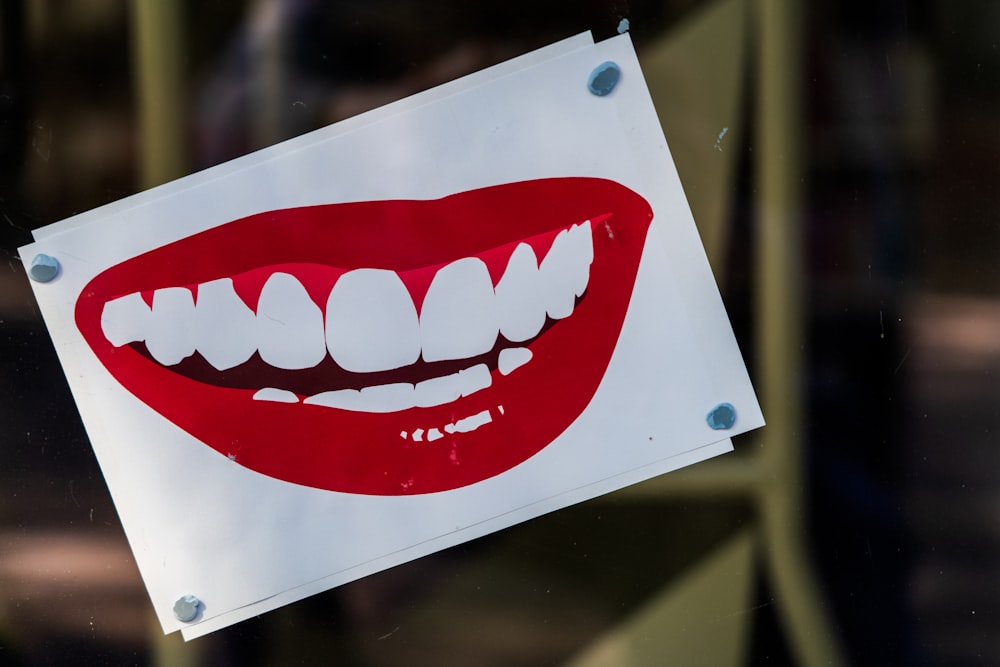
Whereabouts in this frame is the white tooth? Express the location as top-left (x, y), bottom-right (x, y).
top-left (494, 243), bottom-right (548, 343)
top-left (412, 363), bottom-right (491, 407)
top-left (252, 388), bottom-right (298, 403)
top-left (193, 278), bottom-right (257, 370)
top-left (302, 382), bottom-right (414, 412)
top-left (360, 382), bottom-right (415, 412)
top-left (256, 273), bottom-right (326, 370)
top-left (420, 257), bottom-right (498, 362)
top-left (413, 429), bottom-right (424, 442)
top-left (498, 347), bottom-right (532, 375)
top-left (427, 428), bottom-right (444, 442)
top-left (145, 288), bottom-right (196, 365)
top-left (326, 269), bottom-right (420, 373)
top-left (454, 409), bottom-right (492, 433)
top-left (458, 363), bottom-right (492, 396)
top-left (538, 222), bottom-right (594, 320)
top-left (414, 374), bottom-right (462, 407)
top-left (305, 362), bottom-right (490, 413)
top-left (101, 292), bottom-right (151, 347)
top-left (305, 383), bottom-right (416, 413)
top-left (304, 389), bottom-right (365, 411)
top-left (575, 220), bottom-right (595, 266)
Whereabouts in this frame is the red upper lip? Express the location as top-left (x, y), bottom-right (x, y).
top-left (75, 177), bottom-right (653, 495)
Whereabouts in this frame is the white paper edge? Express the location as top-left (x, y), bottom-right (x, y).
top-left (30, 32), bottom-right (595, 242)
top-left (181, 437), bottom-right (733, 639)
top-left (592, 35), bottom-right (763, 426)
top-left (16, 32), bottom-right (764, 639)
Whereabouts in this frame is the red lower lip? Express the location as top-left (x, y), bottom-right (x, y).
top-left (75, 178), bottom-right (652, 495)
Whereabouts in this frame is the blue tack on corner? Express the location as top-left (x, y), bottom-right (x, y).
top-left (29, 253), bottom-right (60, 283)
top-left (173, 594), bottom-right (201, 622)
top-left (707, 403), bottom-right (737, 430)
top-left (588, 61), bottom-right (621, 96)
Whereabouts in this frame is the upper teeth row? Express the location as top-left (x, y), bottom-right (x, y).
top-left (100, 221), bottom-right (594, 373)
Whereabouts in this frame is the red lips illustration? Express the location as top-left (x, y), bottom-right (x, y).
top-left (74, 177), bottom-right (652, 495)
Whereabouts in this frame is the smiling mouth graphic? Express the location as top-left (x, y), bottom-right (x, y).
top-left (75, 178), bottom-right (653, 495)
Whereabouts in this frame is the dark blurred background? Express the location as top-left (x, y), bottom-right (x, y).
top-left (2, 1), bottom-right (998, 665)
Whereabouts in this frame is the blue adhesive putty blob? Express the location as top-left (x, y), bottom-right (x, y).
top-left (29, 254), bottom-right (60, 283)
top-left (707, 403), bottom-right (737, 430)
top-left (588, 61), bottom-right (621, 96)
top-left (173, 594), bottom-right (201, 622)
top-left (617, 18), bottom-right (630, 34)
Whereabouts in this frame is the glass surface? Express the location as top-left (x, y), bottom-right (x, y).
top-left (1, 1), bottom-right (996, 664)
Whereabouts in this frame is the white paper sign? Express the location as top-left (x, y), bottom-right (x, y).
top-left (20, 33), bottom-right (762, 639)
